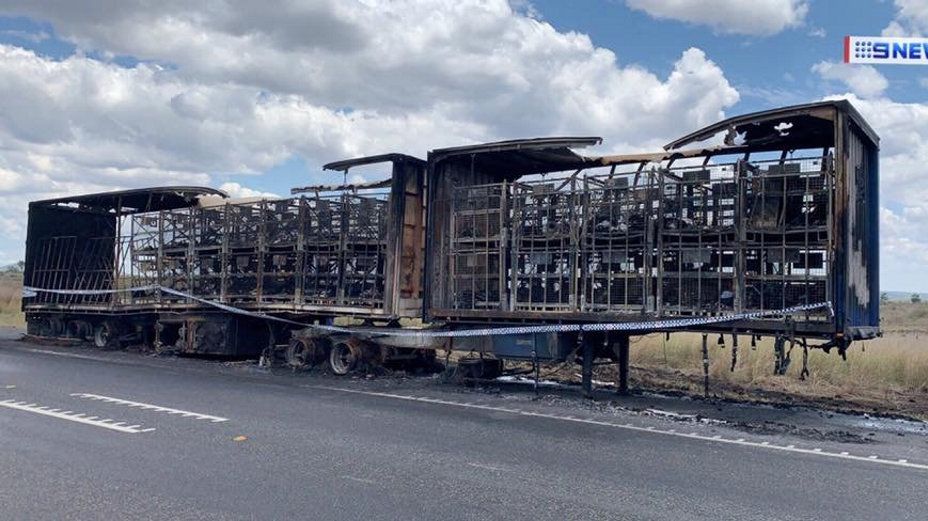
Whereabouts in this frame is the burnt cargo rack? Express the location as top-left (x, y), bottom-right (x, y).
top-left (22, 100), bottom-right (880, 393)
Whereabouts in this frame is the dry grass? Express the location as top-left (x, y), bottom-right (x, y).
top-left (621, 329), bottom-right (928, 419)
top-left (0, 274), bottom-right (23, 327)
top-left (879, 301), bottom-right (928, 332)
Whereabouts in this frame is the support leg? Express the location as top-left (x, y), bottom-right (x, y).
top-left (615, 334), bottom-right (630, 395)
top-left (581, 333), bottom-right (593, 398)
top-left (532, 348), bottom-right (539, 397)
top-left (701, 333), bottom-right (709, 398)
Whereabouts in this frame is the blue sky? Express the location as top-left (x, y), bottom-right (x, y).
top-left (0, 0), bottom-right (925, 291)
top-left (1, 1), bottom-right (912, 196)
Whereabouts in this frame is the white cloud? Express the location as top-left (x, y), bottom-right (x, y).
top-left (0, 0), bottom-right (739, 260)
top-left (807, 27), bottom-right (826, 38)
top-left (625, 0), bottom-right (808, 36)
top-left (882, 0), bottom-right (928, 36)
top-left (812, 61), bottom-right (889, 99)
top-left (218, 182), bottom-right (279, 200)
top-left (824, 94), bottom-right (928, 290)
top-left (0, 1), bottom-right (738, 147)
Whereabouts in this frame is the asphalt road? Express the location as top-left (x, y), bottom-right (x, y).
top-left (0, 335), bottom-right (925, 520)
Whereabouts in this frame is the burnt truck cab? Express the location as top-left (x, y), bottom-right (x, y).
top-left (424, 100), bottom-right (879, 350)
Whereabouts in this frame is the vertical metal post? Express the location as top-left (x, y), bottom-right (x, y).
top-left (499, 180), bottom-right (508, 311)
top-left (656, 169), bottom-right (665, 316)
top-left (157, 210), bottom-right (164, 305)
top-left (220, 203), bottom-right (229, 303)
top-left (730, 333), bottom-right (738, 372)
top-left (581, 331), bottom-right (593, 398)
top-left (113, 196), bottom-right (123, 310)
top-left (295, 198), bottom-right (305, 306)
top-left (256, 200), bottom-right (267, 304)
top-left (734, 160), bottom-right (745, 313)
top-left (701, 333), bottom-right (709, 398)
top-left (616, 334), bottom-right (630, 395)
top-left (532, 347), bottom-right (539, 397)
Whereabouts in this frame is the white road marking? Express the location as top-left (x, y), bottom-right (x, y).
top-left (468, 462), bottom-right (507, 472)
top-left (0, 399), bottom-right (155, 434)
top-left (17, 349), bottom-right (115, 363)
top-left (341, 475), bottom-right (377, 485)
top-left (310, 385), bottom-right (928, 472)
top-left (70, 393), bottom-right (228, 423)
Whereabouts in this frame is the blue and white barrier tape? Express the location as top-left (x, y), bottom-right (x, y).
top-left (22, 285), bottom-right (831, 338)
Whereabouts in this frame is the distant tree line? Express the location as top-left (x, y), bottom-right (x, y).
top-left (1, 261), bottom-right (24, 275)
top-left (879, 292), bottom-right (924, 304)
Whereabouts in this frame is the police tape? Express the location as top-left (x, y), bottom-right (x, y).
top-left (22, 285), bottom-right (832, 338)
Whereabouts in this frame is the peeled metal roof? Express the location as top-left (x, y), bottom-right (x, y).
top-left (323, 153), bottom-right (425, 172)
top-left (30, 186), bottom-right (227, 214)
top-left (430, 136), bottom-right (602, 159)
top-left (664, 100), bottom-right (879, 152)
top-left (429, 136), bottom-right (602, 177)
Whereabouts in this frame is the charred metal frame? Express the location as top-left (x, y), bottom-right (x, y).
top-left (23, 155), bottom-right (426, 321)
top-left (427, 101), bottom-right (880, 342)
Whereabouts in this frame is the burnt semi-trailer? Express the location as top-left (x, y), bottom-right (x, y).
top-left (22, 100), bottom-right (880, 387)
top-left (22, 155), bottom-right (429, 367)
top-left (426, 101), bottom-right (877, 360)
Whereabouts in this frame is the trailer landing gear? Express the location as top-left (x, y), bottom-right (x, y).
top-left (614, 335), bottom-right (630, 395)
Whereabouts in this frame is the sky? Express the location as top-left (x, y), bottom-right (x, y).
top-left (0, 0), bottom-right (925, 291)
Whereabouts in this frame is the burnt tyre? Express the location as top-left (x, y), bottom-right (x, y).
top-left (48, 316), bottom-right (66, 337)
top-left (67, 320), bottom-right (93, 341)
top-left (286, 337), bottom-right (329, 370)
top-left (328, 340), bottom-right (360, 376)
top-left (93, 321), bottom-right (122, 350)
top-left (457, 357), bottom-right (503, 385)
top-left (28, 316), bottom-right (51, 337)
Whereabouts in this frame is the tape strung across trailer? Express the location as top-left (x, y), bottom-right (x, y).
top-left (22, 285), bottom-right (831, 338)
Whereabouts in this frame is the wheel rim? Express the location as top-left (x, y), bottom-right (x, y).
top-left (94, 324), bottom-right (111, 348)
top-left (329, 343), bottom-right (356, 375)
top-left (287, 339), bottom-right (311, 369)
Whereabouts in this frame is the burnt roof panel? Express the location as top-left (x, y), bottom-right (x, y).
top-left (430, 136), bottom-right (601, 159)
top-left (30, 186), bottom-right (227, 214)
top-left (665, 100), bottom-right (879, 152)
top-left (429, 136), bottom-right (602, 178)
top-left (323, 153), bottom-right (425, 172)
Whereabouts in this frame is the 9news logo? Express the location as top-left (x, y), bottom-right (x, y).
top-left (845, 36), bottom-right (928, 65)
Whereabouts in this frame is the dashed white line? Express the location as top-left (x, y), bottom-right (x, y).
top-left (309, 385), bottom-right (928, 472)
top-left (341, 475), bottom-right (377, 485)
top-left (16, 349), bottom-right (116, 363)
top-left (70, 393), bottom-right (228, 423)
top-left (468, 462), bottom-right (508, 472)
top-left (0, 399), bottom-right (155, 434)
